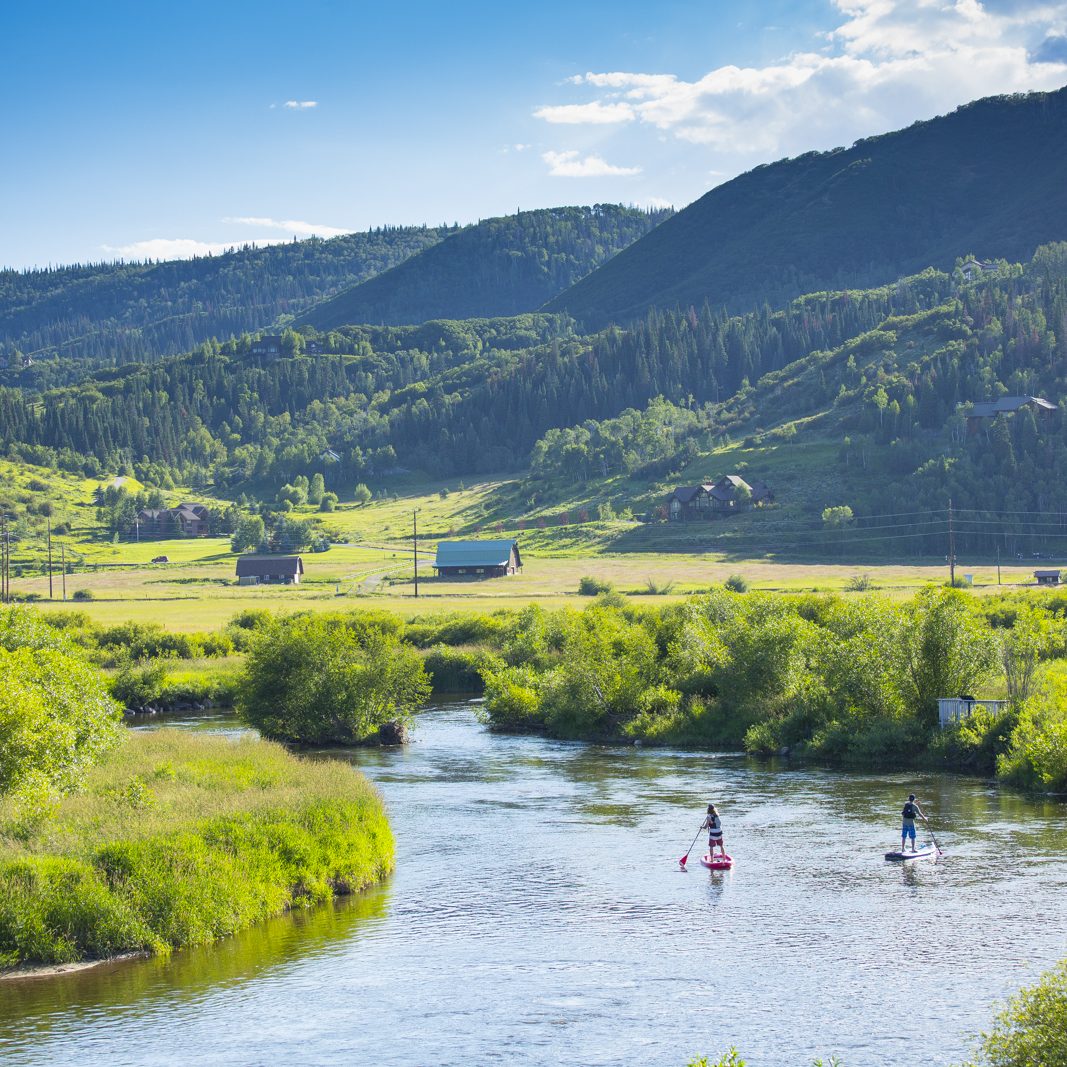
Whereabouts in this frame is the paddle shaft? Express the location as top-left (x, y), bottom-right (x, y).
top-left (922, 815), bottom-right (944, 855)
top-left (680, 824), bottom-right (704, 866)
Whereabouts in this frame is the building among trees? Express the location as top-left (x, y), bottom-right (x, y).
top-left (433, 540), bottom-right (522, 578)
top-left (965, 396), bottom-right (1057, 432)
top-left (667, 476), bottom-right (773, 521)
top-left (135, 503), bottom-right (213, 538)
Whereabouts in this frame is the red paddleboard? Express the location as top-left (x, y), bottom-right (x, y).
top-left (701, 853), bottom-right (733, 870)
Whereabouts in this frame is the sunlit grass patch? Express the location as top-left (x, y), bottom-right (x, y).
top-left (0, 730), bottom-right (393, 968)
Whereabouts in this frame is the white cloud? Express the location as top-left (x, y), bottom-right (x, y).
top-left (534, 101), bottom-right (636, 124)
top-left (536, 1), bottom-right (1067, 162)
top-left (282, 100), bottom-right (317, 109)
top-left (542, 150), bottom-right (642, 177)
top-left (224, 216), bottom-right (349, 238)
top-left (100, 238), bottom-right (266, 260)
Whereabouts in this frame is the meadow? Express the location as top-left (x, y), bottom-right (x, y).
top-left (2, 460), bottom-right (1058, 633)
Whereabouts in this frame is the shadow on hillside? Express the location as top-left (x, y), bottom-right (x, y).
top-left (603, 521), bottom-right (953, 567)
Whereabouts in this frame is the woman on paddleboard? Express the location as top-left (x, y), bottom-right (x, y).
top-left (900, 793), bottom-right (926, 854)
top-left (702, 804), bottom-right (727, 859)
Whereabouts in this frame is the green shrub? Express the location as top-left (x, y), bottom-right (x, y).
top-left (997, 685), bottom-right (1067, 792)
top-left (0, 609), bottom-right (121, 802)
top-left (71, 589), bottom-right (94, 601)
top-left (578, 575), bottom-right (614, 596)
top-left (110, 658), bottom-right (168, 710)
top-left (970, 960), bottom-right (1067, 1067)
top-left (238, 616), bottom-right (430, 744)
top-left (424, 645), bottom-right (499, 692)
top-left (928, 707), bottom-right (1018, 775)
top-left (480, 668), bottom-right (543, 731)
top-left (724, 574), bottom-right (748, 593)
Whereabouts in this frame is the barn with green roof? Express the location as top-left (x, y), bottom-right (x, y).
top-left (433, 539), bottom-right (522, 578)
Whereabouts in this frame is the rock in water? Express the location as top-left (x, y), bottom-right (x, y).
top-left (376, 720), bottom-right (409, 746)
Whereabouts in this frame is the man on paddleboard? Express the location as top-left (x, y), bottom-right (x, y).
top-left (702, 804), bottom-right (727, 859)
top-left (900, 793), bottom-right (926, 853)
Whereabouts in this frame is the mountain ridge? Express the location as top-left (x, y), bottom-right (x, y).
top-left (295, 205), bottom-right (671, 331)
top-left (546, 86), bottom-right (1067, 326)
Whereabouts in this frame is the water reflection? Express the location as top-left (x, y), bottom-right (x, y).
top-left (1, 700), bottom-right (1064, 1067)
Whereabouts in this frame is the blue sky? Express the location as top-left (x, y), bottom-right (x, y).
top-left (2, 0), bottom-right (1065, 269)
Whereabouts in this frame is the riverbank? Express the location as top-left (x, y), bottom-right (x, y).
top-left (0, 730), bottom-right (394, 970)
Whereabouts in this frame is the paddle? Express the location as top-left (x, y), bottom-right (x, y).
top-left (922, 815), bottom-right (944, 856)
top-left (679, 826), bottom-right (704, 869)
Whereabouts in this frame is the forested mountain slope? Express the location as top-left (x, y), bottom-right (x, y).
top-left (296, 205), bottom-right (671, 330)
top-left (529, 245), bottom-right (1067, 553)
top-left (0, 227), bottom-right (455, 366)
top-left (547, 87), bottom-right (1067, 327)
top-left (2, 244), bottom-right (1065, 549)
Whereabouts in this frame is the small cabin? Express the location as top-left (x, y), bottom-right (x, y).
top-left (433, 539), bottom-right (521, 578)
top-left (938, 697), bottom-right (1007, 729)
top-left (235, 555), bottom-right (304, 585)
top-left (1035, 569), bottom-right (1061, 586)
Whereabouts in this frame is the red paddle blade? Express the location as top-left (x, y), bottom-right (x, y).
top-left (679, 854), bottom-right (690, 867)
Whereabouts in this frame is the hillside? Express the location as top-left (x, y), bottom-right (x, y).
top-left (296, 205), bottom-right (671, 330)
top-left (4, 244), bottom-right (1066, 556)
top-left (528, 247), bottom-right (1067, 557)
top-left (0, 226), bottom-right (455, 366)
top-left (546, 87), bottom-right (1067, 327)
top-left (3, 246), bottom-right (1067, 567)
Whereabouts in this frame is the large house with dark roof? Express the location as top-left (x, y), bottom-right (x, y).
top-left (135, 503), bottom-right (213, 538)
top-left (965, 396), bottom-right (1057, 433)
top-left (235, 555), bottom-right (304, 585)
top-left (668, 475), bottom-right (773, 521)
top-left (433, 539), bottom-right (522, 578)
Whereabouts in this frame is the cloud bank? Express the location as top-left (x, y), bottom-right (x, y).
top-left (542, 150), bottom-right (641, 177)
top-left (223, 216), bottom-right (349, 237)
top-left (536, 0), bottom-right (1067, 165)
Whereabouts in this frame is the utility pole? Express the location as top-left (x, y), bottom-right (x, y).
top-left (1, 511), bottom-right (8, 604)
top-left (47, 516), bottom-right (53, 600)
top-left (997, 544), bottom-right (1001, 587)
top-left (413, 509), bottom-right (419, 599)
top-left (61, 543), bottom-right (67, 601)
top-left (948, 498), bottom-right (956, 587)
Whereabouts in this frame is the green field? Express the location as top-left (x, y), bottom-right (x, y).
top-left (4, 460), bottom-right (1059, 632)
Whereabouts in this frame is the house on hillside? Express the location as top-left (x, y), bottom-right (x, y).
top-left (433, 540), bottom-right (522, 578)
top-left (668, 476), bottom-right (773, 521)
top-left (960, 258), bottom-right (997, 282)
top-left (667, 485), bottom-right (711, 522)
top-left (135, 503), bottom-right (213, 538)
top-left (235, 555), bottom-right (304, 585)
top-left (251, 334), bottom-right (284, 358)
top-left (965, 396), bottom-right (1058, 432)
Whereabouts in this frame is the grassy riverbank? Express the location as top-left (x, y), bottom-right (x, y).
top-left (0, 730), bottom-right (393, 969)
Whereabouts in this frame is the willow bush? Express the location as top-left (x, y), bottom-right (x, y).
top-left (238, 613), bottom-right (430, 745)
top-left (0, 608), bottom-right (121, 805)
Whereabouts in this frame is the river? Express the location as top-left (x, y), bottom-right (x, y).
top-left (1, 700), bottom-right (1065, 1067)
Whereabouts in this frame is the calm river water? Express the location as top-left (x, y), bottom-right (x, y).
top-left (2, 701), bottom-right (1066, 1067)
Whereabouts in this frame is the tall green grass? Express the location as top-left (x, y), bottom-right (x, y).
top-left (0, 730), bottom-right (393, 968)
